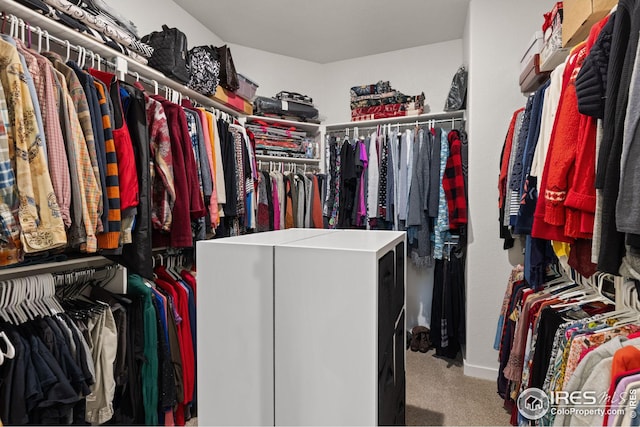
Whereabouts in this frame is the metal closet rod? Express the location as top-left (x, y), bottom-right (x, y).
top-left (258, 160), bottom-right (319, 173)
top-left (327, 117), bottom-right (465, 133)
top-left (0, 12), bottom-right (116, 69)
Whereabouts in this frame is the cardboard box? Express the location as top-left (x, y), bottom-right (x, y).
top-left (562, 0), bottom-right (617, 47)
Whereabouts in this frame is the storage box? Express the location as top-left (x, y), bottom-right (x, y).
top-left (562, 0), bottom-right (617, 47)
top-left (212, 86), bottom-right (254, 114)
top-left (236, 73), bottom-right (259, 101)
top-left (520, 54), bottom-right (550, 93)
top-left (521, 31), bottom-right (544, 74)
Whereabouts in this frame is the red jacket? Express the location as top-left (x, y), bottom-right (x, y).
top-left (564, 16), bottom-right (610, 238)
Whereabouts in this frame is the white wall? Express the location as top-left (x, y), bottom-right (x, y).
top-left (226, 44), bottom-right (325, 109)
top-left (464, 0), bottom-right (556, 380)
top-left (320, 40), bottom-right (464, 123)
top-left (106, 0), bottom-right (224, 47)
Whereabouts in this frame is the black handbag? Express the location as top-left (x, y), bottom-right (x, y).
top-left (142, 25), bottom-right (190, 84)
top-left (214, 45), bottom-right (239, 92)
top-left (444, 66), bottom-right (468, 111)
top-left (188, 45), bottom-right (221, 96)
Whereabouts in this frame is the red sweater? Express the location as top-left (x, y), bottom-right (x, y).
top-left (532, 44), bottom-right (585, 243)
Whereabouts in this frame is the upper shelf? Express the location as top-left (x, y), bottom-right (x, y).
top-left (244, 115), bottom-right (321, 134)
top-left (325, 110), bottom-right (466, 130)
top-left (0, 255), bottom-right (114, 281)
top-left (1, 0), bottom-right (241, 116)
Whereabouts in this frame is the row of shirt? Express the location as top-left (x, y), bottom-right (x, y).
top-left (324, 126), bottom-right (468, 266)
top-left (498, 6), bottom-right (640, 282)
top-left (256, 171), bottom-right (325, 232)
top-left (128, 266), bottom-right (198, 427)
top-left (0, 33), bottom-right (264, 279)
top-left (496, 265), bottom-right (640, 426)
top-left (0, 265), bottom-right (198, 427)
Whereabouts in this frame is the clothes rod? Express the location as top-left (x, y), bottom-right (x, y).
top-left (327, 117), bottom-right (465, 133)
top-left (0, 12), bottom-right (116, 69)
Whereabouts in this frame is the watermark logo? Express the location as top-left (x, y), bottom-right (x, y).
top-left (518, 388), bottom-right (638, 420)
top-left (517, 388), bottom-right (550, 420)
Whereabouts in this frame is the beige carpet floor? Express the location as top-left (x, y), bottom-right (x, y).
top-left (406, 350), bottom-right (511, 426)
top-left (190, 350), bottom-right (510, 426)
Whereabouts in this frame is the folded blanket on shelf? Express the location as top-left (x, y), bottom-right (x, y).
top-left (71, 0), bottom-right (140, 38)
top-left (350, 92), bottom-right (425, 109)
top-left (351, 103), bottom-right (424, 121)
top-left (42, 0), bottom-right (154, 58)
top-left (350, 80), bottom-right (393, 97)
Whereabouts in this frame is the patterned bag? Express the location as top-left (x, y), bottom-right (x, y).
top-left (142, 25), bottom-right (190, 83)
top-left (188, 45), bottom-right (221, 96)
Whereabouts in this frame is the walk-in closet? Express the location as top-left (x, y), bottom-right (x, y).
top-left (0, 0), bottom-right (635, 426)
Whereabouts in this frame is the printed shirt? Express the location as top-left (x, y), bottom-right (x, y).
top-left (433, 129), bottom-right (450, 260)
top-left (0, 39), bottom-right (67, 252)
top-left (0, 78), bottom-right (21, 266)
top-left (144, 95), bottom-right (175, 233)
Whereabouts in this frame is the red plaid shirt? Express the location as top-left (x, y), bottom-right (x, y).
top-left (443, 130), bottom-right (467, 229)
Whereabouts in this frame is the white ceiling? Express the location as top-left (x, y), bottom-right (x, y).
top-left (173, 0), bottom-right (470, 63)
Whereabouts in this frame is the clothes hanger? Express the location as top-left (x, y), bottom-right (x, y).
top-left (95, 53), bottom-right (101, 71)
top-left (64, 40), bottom-right (71, 63)
top-left (18, 19), bottom-right (25, 44)
top-left (0, 331), bottom-right (15, 362)
top-left (0, 282), bottom-right (8, 322)
top-left (36, 26), bottom-right (42, 53)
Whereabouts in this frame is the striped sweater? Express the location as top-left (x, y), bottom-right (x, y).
top-left (94, 80), bottom-right (122, 249)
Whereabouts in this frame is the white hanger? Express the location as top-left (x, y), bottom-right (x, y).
top-left (36, 27), bottom-right (42, 53)
top-left (18, 19), bottom-right (25, 43)
top-left (0, 282), bottom-right (8, 323)
top-left (79, 46), bottom-right (86, 68)
top-left (95, 53), bottom-right (101, 71)
top-left (9, 16), bottom-right (17, 40)
top-left (0, 331), bottom-right (15, 361)
top-left (134, 72), bottom-right (140, 82)
top-left (153, 80), bottom-right (159, 95)
top-left (64, 40), bottom-right (71, 63)
top-left (43, 30), bottom-right (50, 52)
